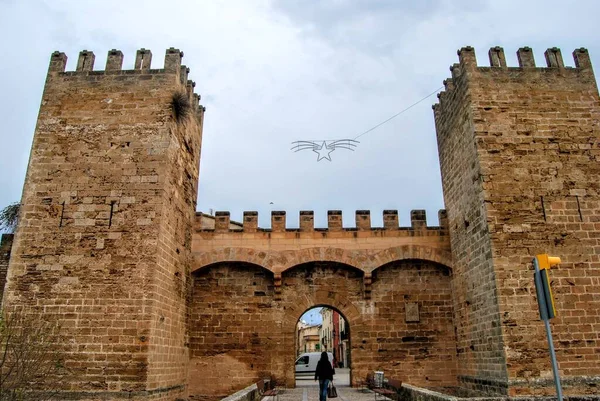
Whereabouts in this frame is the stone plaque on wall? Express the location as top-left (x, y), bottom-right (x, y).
top-left (405, 302), bottom-right (419, 322)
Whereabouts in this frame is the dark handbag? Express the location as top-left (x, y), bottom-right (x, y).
top-left (327, 382), bottom-right (338, 398)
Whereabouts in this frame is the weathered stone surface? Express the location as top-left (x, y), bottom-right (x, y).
top-left (435, 46), bottom-right (600, 396)
top-left (2, 48), bottom-right (204, 400)
top-left (189, 259), bottom-right (456, 396)
top-left (2, 45), bottom-right (599, 401)
top-left (0, 234), bottom-right (14, 307)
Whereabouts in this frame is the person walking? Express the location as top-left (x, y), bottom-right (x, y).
top-left (314, 352), bottom-right (335, 401)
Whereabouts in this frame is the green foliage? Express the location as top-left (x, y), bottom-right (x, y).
top-left (0, 203), bottom-right (19, 233)
top-left (0, 311), bottom-right (68, 400)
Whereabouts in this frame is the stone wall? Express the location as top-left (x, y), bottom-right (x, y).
top-left (434, 46), bottom-right (600, 396)
top-left (195, 212), bottom-right (243, 230)
top-left (2, 48), bottom-right (204, 400)
top-left (188, 208), bottom-right (454, 399)
top-left (4, 43), bottom-right (599, 400)
top-left (192, 210), bottom-right (452, 273)
top-left (434, 49), bottom-right (507, 394)
top-left (188, 258), bottom-right (457, 398)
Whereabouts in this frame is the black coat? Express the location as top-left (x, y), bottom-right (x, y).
top-left (314, 359), bottom-right (335, 381)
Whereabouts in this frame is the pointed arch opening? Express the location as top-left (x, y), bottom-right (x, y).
top-left (294, 304), bottom-right (352, 387)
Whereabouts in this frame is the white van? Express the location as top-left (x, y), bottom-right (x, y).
top-left (295, 352), bottom-right (334, 378)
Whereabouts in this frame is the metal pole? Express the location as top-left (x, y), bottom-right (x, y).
top-left (533, 258), bottom-right (563, 401)
top-left (544, 318), bottom-right (563, 401)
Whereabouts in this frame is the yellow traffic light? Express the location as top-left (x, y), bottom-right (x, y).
top-left (536, 254), bottom-right (561, 270)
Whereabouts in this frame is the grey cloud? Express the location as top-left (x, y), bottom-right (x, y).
top-left (270, 0), bottom-right (486, 54)
top-left (1, 0), bottom-right (598, 233)
top-left (271, 0), bottom-right (444, 30)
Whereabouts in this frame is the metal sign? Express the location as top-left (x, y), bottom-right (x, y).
top-left (534, 259), bottom-right (557, 320)
top-left (291, 140), bottom-right (359, 162)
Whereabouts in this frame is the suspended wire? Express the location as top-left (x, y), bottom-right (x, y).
top-left (352, 86), bottom-right (444, 140)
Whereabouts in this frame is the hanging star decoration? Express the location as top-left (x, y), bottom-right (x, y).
top-left (290, 140), bottom-right (360, 162)
top-left (288, 87), bottom-right (444, 162)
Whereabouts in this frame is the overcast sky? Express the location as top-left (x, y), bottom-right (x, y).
top-left (1, 0), bottom-right (598, 230)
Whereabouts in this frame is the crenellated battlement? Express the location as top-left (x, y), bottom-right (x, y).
top-left (49, 47), bottom-right (192, 74)
top-left (194, 209), bottom-right (449, 235)
top-left (432, 46), bottom-right (595, 118)
top-left (452, 45), bottom-right (591, 71)
top-left (46, 48), bottom-right (205, 116)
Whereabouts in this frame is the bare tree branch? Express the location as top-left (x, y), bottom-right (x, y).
top-left (0, 310), bottom-right (70, 400)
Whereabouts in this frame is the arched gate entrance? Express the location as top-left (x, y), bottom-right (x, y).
top-left (295, 305), bottom-right (352, 386)
top-left (187, 258), bottom-right (456, 397)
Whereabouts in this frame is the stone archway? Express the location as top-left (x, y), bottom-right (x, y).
top-left (191, 247), bottom-right (364, 273)
top-left (187, 257), bottom-right (458, 398)
top-left (187, 261), bottom-right (279, 398)
top-left (191, 245), bottom-right (453, 275)
top-left (367, 258), bottom-right (456, 386)
top-left (271, 261), bottom-right (366, 388)
top-left (366, 245), bottom-right (453, 273)
top-left (294, 304), bottom-right (354, 386)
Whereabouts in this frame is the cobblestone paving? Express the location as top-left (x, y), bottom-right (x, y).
top-left (273, 386), bottom-right (386, 401)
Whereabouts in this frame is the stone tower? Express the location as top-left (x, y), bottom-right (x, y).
top-left (2, 48), bottom-right (204, 399)
top-left (434, 46), bottom-right (600, 396)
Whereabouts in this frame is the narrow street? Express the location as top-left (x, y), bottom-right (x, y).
top-left (296, 368), bottom-right (351, 387)
top-left (286, 369), bottom-right (387, 401)
top-left (275, 385), bottom-right (385, 401)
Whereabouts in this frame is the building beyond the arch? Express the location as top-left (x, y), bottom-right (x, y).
top-left (0, 46), bottom-right (599, 400)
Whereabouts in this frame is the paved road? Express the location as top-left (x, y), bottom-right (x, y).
top-left (296, 368), bottom-right (351, 387)
top-left (274, 385), bottom-right (382, 401)
top-left (288, 369), bottom-right (384, 401)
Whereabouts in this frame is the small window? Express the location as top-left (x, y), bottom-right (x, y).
top-left (296, 356), bottom-right (309, 365)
